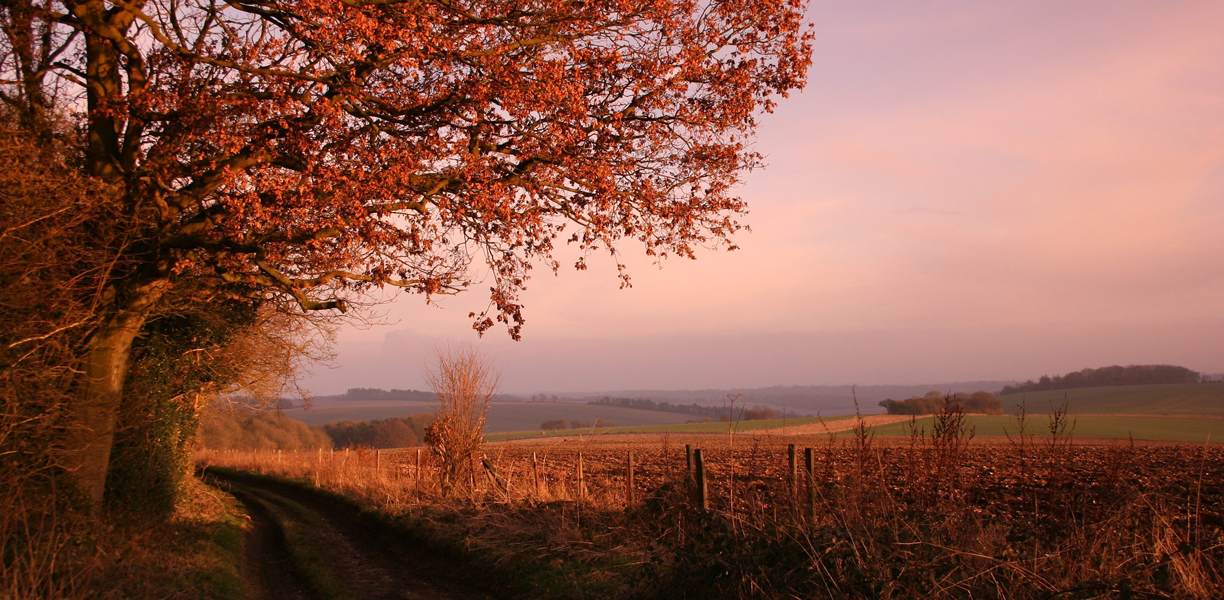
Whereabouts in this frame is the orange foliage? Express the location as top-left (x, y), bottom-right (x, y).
top-left (3, 0), bottom-right (812, 501)
top-left (7, 0), bottom-right (813, 335)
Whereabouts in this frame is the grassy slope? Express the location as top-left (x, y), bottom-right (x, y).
top-left (859, 414), bottom-right (1224, 443)
top-left (486, 414), bottom-right (856, 441)
top-left (284, 401), bottom-right (698, 432)
top-left (998, 383), bottom-right (1224, 415)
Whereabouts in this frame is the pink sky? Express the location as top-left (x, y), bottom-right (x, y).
top-left (302, 0), bottom-right (1224, 395)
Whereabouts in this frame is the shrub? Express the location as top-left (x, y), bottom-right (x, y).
top-left (423, 346), bottom-right (499, 491)
top-left (880, 391), bottom-right (1003, 415)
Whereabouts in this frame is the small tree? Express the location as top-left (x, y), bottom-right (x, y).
top-left (423, 346), bottom-right (499, 492)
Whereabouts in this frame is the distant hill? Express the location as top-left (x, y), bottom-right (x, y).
top-left (317, 387), bottom-right (438, 402)
top-left (998, 383), bottom-right (1224, 416)
top-left (537, 382), bottom-right (1016, 415)
top-left (1001, 365), bottom-right (1202, 395)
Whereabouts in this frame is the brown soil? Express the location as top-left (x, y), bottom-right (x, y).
top-left (204, 470), bottom-right (503, 600)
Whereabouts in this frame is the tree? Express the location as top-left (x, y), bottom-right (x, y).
top-left (1, 0), bottom-right (812, 504)
top-left (422, 345), bottom-right (498, 492)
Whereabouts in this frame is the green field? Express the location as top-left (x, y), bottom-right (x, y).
top-left (858, 415), bottom-right (1224, 444)
top-left (998, 383), bottom-right (1224, 415)
top-left (485, 414), bottom-right (857, 442)
top-left (285, 401), bottom-right (700, 432)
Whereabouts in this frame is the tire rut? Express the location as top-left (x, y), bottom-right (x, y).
top-left (204, 471), bottom-right (503, 600)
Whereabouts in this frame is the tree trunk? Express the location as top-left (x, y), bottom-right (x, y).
top-left (65, 278), bottom-right (169, 507)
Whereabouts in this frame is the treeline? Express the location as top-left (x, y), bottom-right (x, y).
top-left (324, 414), bottom-right (434, 448)
top-left (879, 392), bottom-right (1003, 416)
top-left (588, 396), bottom-right (731, 419)
top-left (1000, 365), bottom-right (1203, 395)
top-left (336, 387), bottom-right (437, 402)
top-left (541, 419), bottom-right (616, 431)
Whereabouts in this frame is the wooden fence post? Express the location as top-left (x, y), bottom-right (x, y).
top-left (482, 457), bottom-right (508, 495)
top-left (788, 443), bottom-right (797, 502)
top-left (626, 450), bottom-right (636, 506)
top-left (375, 449), bottom-right (381, 471)
top-left (694, 449), bottom-right (708, 511)
top-left (577, 452), bottom-right (585, 501)
top-left (532, 452), bottom-right (541, 497)
top-left (805, 447), bottom-right (816, 520)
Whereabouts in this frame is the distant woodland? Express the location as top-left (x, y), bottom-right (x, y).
top-left (324, 414), bottom-right (434, 448)
top-left (588, 396), bottom-right (729, 419)
top-left (1000, 365), bottom-right (1203, 395)
top-left (588, 396), bottom-right (785, 421)
top-left (879, 392), bottom-right (1004, 416)
top-left (332, 388), bottom-right (438, 402)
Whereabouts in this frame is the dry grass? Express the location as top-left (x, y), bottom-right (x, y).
top-left (199, 409), bottom-right (1224, 599)
top-left (0, 472), bottom-right (248, 600)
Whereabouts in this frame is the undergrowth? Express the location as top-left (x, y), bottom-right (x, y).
top-left (1, 475), bottom-right (250, 600)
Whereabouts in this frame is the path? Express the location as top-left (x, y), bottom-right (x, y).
top-left (204, 470), bottom-right (502, 600)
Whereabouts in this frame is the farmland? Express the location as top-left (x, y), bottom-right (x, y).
top-left (281, 400), bottom-right (698, 432)
top-left (471, 382), bottom-right (1224, 444)
top-left (484, 413), bottom-right (865, 441)
top-left (860, 414), bottom-right (1224, 444)
top-left (200, 428), bottom-right (1224, 599)
top-left (483, 411), bottom-right (1223, 445)
top-left (998, 382), bottom-right (1224, 415)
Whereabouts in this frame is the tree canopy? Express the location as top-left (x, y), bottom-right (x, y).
top-left (879, 392), bottom-right (1004, 416)
top-left (1, 0), bottom-right (812, 503)
top-left (5, 0), bottom-right (811, 332)
top-left (1000, 365), bottom-right (1203, 395)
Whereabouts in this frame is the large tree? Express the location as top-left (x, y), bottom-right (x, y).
top-left (1, 0), bottom-right (811, 504)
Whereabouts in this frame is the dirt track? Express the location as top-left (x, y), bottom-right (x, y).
top-left (204, 470), bottom-right (502, 600)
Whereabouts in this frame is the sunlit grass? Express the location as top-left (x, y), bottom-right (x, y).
top-left (484, 414), bottom-right (857, 441)
top-left (861, 414), bottom-right (1224, 443)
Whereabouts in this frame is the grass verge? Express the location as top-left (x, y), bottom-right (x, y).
top-left (0, 474), bottom-right (250, 600)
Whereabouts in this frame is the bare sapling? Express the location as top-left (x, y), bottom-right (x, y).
top-left (927, 395), bottom-right (975, 500)
top-left (422, 346), bottom-right (500, 494)
top-left (850, 387), bottom-right (875, 483)
top-left (1004, 398), bottom-right (1032, 473)
top-left (1045, 397), bottom-right (1075, 476)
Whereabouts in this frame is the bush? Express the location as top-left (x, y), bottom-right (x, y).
top-left (423, 346), bottom-right (499, 491)
top-left (741, 407), bottom-right (777, 421)
top-left (879, 391), bottom-right (1003, 415)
